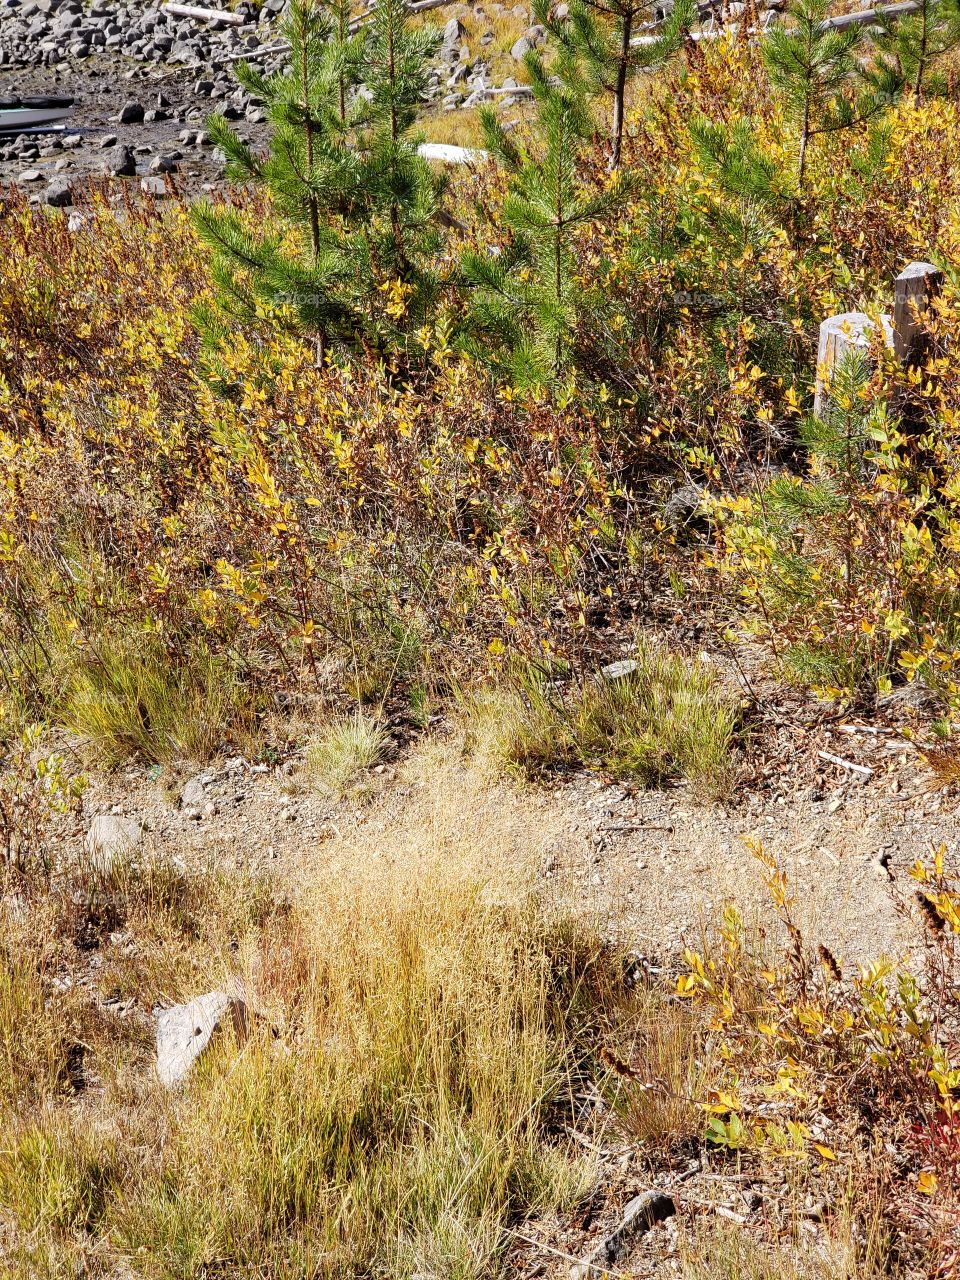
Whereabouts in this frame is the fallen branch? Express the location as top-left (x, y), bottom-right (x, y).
top-left (817, 750), bottom-right (874, 780)
top-left (162, 2), bottom-right (247, 23)
top-left (507, 1230), bottom-right (633, 1279)
top-left (599, 822), bottom-right (674, 833)
top-left (569, 1190), bottom-right (676, 1279)
top-left (633, 0), bottom-right (925, 45)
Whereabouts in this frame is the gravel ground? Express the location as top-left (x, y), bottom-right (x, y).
top-left (0, 0), bottom-right (541, 202)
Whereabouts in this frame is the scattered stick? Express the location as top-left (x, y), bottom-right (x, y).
top-left (162, 2), bottom-right (247, 23)
top-left (507, 1230), bottom-right (634, 1279)
top-left (817, 750), bottom-right (874, 780)
top-left (569, 1190), bottom-right (676, 1279)
top-left (561, 1124), bottom-right (636, 1158)
top-left (600, 822), bottom-right (674, 833)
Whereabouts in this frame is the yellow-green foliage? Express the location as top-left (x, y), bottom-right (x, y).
top-left (467, 639), bottom-right (737, 791)
top-left (303, 711), bottom-right (389, 795)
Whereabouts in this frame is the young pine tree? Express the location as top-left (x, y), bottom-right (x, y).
top-left (349, 0), bottom-right (447, 347)
top-left (535, 0), bottom-right (693, 169)
top-left (192, 0), bottom-right (446, 364)
top-left (871, 0), bottom-right (960, 105)
top-left (192, 0), bottom-right (366, 357)
top-left (762, 0), bottom-right (879, 184)
top-left (460, 54), bottom-right (634, 387)
top-left (759, 351), bottom-right (886, 688)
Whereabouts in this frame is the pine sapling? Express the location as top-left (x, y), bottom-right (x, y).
top-left (871, 0), bottom-right (960, 105)
top-left (762, 0), bottom-right (870, 184)
top-left (350, 0), bottom-right (447, 345)
top-left (460, 53), bottom-right (634, 386)
top-left (192, 0), bottom-right (366, 356)
top-left (536, 0), bottom-right (693, 169)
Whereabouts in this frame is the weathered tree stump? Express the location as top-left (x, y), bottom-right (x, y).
top-left (813, 311), bottom-right (893, 417)
top-left (892, 260), bottom-right (943, 364)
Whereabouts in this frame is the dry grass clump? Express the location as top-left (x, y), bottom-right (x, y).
top-left (678, 1217), bottom-right (887, 1280)
top-left (57, 632), bottom-right (253, 767)
top-left (464, 638), bottom-right (738, 794)
top-left (1, 756), bottom-right (672, 1279)
top-left (604, 991), bottom-right (713, 1149)
top-left (303, 710), bottom-right (390, 796)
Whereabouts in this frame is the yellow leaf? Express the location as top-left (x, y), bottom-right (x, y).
top-left (918, 1171), bottom-right (938, 1195)
top-left (814, 1144), bottom-right (836, 1161)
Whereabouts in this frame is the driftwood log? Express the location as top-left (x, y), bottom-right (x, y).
top-left (161, 2), bottom-right (247, 23)
top-left (569, 1190), bottom-right (676, 1280)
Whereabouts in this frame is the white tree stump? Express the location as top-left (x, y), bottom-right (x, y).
top-left (892, 260), bottom-right (943, 363)
top-left (813, 311), bottom-right (893, 417)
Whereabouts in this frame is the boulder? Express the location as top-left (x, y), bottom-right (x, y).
top-left (109, 144), bottom-right (136, 176)
top-left (510, 34), bottom-right (531, 59)
top-left (43, 180), bottom-right (72, 207)
top-left (149, 151), bottom-right (180, 173)
top-left (84, 814), bottom-right (143, 872)
top-left (118, 98), bottom-right (144, 123)
top-left (155, 990), bottom-right (250, 1087)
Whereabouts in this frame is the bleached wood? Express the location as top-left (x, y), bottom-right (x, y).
top-left (162, 2), bottom-right (247, 24)
top-left (813, 311), bottom-right (894, 417)
top-left (892, 260), bottom-right (943, 363)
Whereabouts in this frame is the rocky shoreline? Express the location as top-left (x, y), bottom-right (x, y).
top-left (0, 0), bottom-right (540, 203)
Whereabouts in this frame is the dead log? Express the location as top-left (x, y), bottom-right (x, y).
top-left (162, 2), bottom-right (247, 22)
top-left (569, 1190), bottom-right (676, 1280)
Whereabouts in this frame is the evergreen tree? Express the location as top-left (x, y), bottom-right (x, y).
top-left (460, 54), bottom-right (634, 387)
top-left (535, 0), bottom-right (693, 169)
top-left (193, 0), bottom-right (366, 356)
top-left (871, 0), bottom-right (960, 105)
top-left (350, 0), bottom-right (447, 346)
top-left (762, 0), bottom-right (875, 184)
top-left (192, 0), bottom-right (446, 364)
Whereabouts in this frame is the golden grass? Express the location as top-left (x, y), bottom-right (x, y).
top-left (0, 751), bottom-right (647, 1279)
top-left (679, 1207), bottom-right (890, 1280)
top-left (303, 710), bottom-right (389, 797)
top-left (57, 631), bottom-right (253, 767)
top-left (463, 637), bottom-right (738, 794)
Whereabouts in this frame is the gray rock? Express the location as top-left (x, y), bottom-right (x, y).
top-left (180, 773), bottom-right (211, 807)
top-left (118, 98), bottom-right (144, 123)
top-left (510, 35), bottom-right (531, 59)
top-left (99, 132), bottom-right (118, 148)
top-left (109, 144), bottom-right (136, 176)
top-left (149, 150), bottom-right (181, 172)
top-left (17, 168), bottom-right (42, 182)
top-left (663, 483), bottom-right (706, 535)
top-left (155, 990), bottom-right (250, 1087)
top-left (140, 175), bottom-right (168, 196)
top-left (84, 814), bottom-right (143, 872)
top-left (601, 659), bottom-right (639, 682)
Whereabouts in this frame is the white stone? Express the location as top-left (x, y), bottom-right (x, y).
top-left (155, 990), bottom-right (250, 1087)
top-left (84, 814), bottom-right (143, 873)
